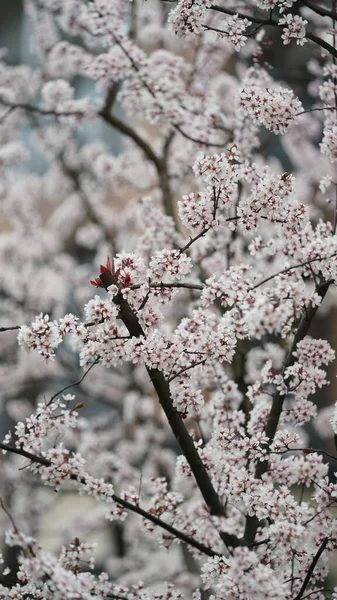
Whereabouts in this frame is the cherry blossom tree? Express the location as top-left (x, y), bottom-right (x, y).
top-left (1, 0), bottom-right (337, 598)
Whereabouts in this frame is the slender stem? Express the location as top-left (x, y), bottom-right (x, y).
top-left (0, 319), bottom-right (102, 335)
top-left (168, 359), bottom-right (208, 383)
top-left (297, 106), bottom-right (337, 116)
top-left (252, 253), bottom-right (337, 290)
top-left (179, 228), bottom-right (209, 255)
top-left (0, 499), bottom-right (20, 534)
top-left (128, 281), bottom-right (204, 291)
top-left (173, 123), bottom-right (226, 148)
top-left (210, 5), bottom-right (271, 25)
top-left (46, 358), bottom-right (100, 407)
top-left (271, 446), bottom-right (337, 461)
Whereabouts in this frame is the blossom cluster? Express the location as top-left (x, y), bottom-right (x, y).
top-left (18, 313), bottom-right (63, 360)
top-left (217, 15), bottom-right (250, 51)
top-left (168, 0), bottom-right (211, 37)
top-left (2, 393), bottom-right (115, 507)
top-left (279, 13), bottom-right (308, 45)
top-left (238, 71), bottom-right (303, 134)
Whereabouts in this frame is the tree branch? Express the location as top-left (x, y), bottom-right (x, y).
top-left (210, 5), bottom-right (271, 25)
top-left (304, 1), bottom-right (337, 20)
top-left (99, 269), bottom-right (238, 548)
top-left (292, 537), bottom-right (329, 600)
top-left (243, 279), bottom-right (331, 545)
top-left (1, 94), bottom-right (177, 225)
top-left (0, 442), bottom-right (221, 558)
top-left (99, 97), bottom-right (177, 223)
top-left (168, 358), bottom-right (208, 383)
top-left (0, 325), bottom-right (20, 333)
top-left (46, 358), bottom-right (100, 407)
top-left (209, 5), bottom-right (337, 58)
top-left (252, 253), bottom-right (337, 290)
top-left (128, 281), bottom-right (204, 292)
top-left (99, 109), bottom-right (162, 171)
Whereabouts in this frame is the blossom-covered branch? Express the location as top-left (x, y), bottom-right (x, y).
top-left (98, 265), bottom-right (238, 547)
top-left (0, 441), bottom-right (220, 558)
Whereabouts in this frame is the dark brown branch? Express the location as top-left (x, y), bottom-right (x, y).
top-left (243, 280), bottom-right (331, 545)
top-left (209, 5), bottom-right (337, 58)
top-left (128, 281), bottom-right (204, 292)
top-left (1, 94), bottom-right (176, 224)
top-left (305, 30), bottom-right (337, 57)
top-left (174, 123), bottom-right (227, 148)
top-left (157, 158), bottom-right (177, 222)
top-left (111, 495), bottom-right (221, 557)
top-left (0, 442), bottom-right (51, 466)
top-left (99, 94), bottom-right (176, 223)
top-left (99, 109), bottom-right (162, 171)
top-left (108, 32), bottom-right (228, 152)
top-left (179, 228), bottom-right (209, 255)
top-left (168, 358), bottom-right (208, 383)
top-left (271, 446), bottom-right (337, 461)
top-left (0, 105), bottom-right (15, 123)
top-left (0, 442), bottom-right (221, 558)
top-left (178, 207), bottom-right (237, 255)
top-left (0, 99), bottom-right (87, 118)
top-left (0, 319), bottom-right (101, 335)
top-left (0, 499), bottom-right (20, 535)
top-left (292, 537), bottom-right (329, 600)
top-left (210, 5), bottom-right (271, 25)
top-left (99, 270), bottom-right (238, 548)
top-left (304, 1), bottom-right (337, 20)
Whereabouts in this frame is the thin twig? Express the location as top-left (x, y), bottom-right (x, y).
top-left (271, 446), bottom-right (337, 461)
top-left (46, 358), bottom-right (100, 406)
top-left (168, 358), bottom-right (208, 383)
top-left (128, 281), bottom-right (204, 292)
top-left (0, 325), bottom-right (21, 332)
top-left (0, 99), bottom-right (87, 118)
top-left (0, 498), bottom-right (20, 534)
top-left (252, 253), bottom-right (337, 290)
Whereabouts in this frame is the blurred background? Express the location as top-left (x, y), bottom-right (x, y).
top-left (1, 1), bottom-right (337, 588)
